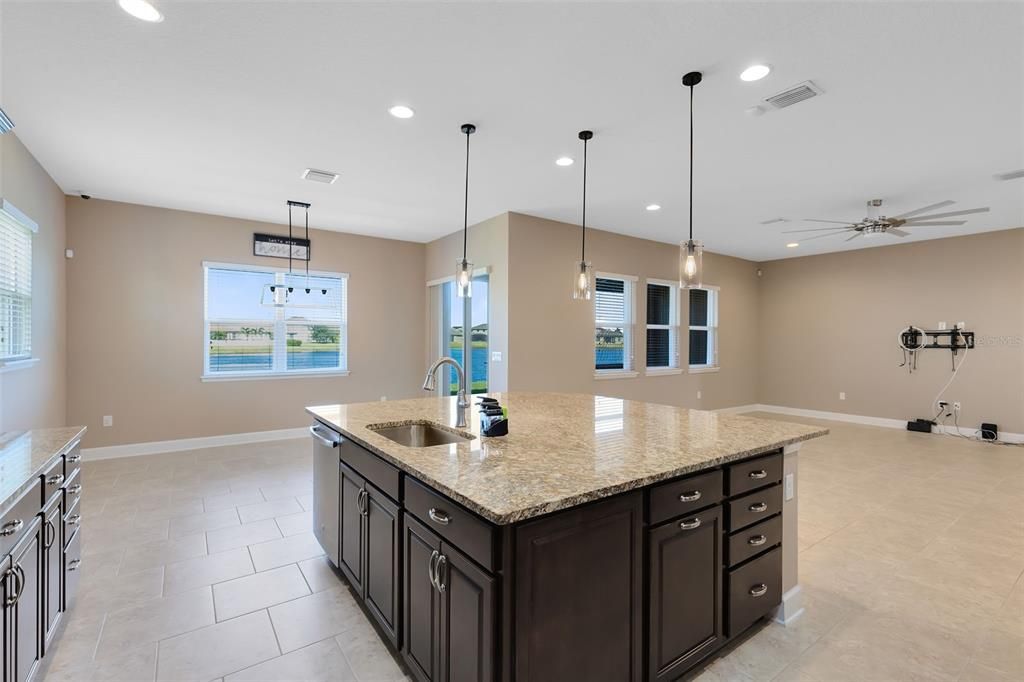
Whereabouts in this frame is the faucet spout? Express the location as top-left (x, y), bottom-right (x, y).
top-left (422, 357), bottom-right (470, 427)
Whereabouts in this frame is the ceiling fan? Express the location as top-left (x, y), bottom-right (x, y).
top-left (782, 199), bottom-right (990, 242)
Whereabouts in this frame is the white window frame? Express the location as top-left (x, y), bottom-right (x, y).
top-left (688, 285), bottom-right (719, 373)
top-left (594, 272), bottom-right (638, 379)
top-left (427, 266), bottom-right (491, 397)
top-left (645, 278), bottom-right (681, 375)
top-left (0, 199), bottom-right (38, 371)
top-left (201, 261), bottom-right (349, 381)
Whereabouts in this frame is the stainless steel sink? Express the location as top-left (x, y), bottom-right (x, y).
top-left (368, 421), bottom-right (473, 447)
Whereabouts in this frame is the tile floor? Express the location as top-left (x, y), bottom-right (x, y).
top-left (41, 416), bottom-right (1022, 681)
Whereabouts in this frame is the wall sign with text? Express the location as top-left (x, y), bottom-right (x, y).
top-left (253, 233), bottom-right (311, 261)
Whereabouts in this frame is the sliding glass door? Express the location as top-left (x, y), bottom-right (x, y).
top-left (436, 274), bottom-right (489, 395)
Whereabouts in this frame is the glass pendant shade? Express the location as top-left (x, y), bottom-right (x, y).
top-left (680, 239), bottom-right (703, 288)
top-left (455, 258), bottom-right (473, 298)
top-left (572, 260), bottom-right (594, 300)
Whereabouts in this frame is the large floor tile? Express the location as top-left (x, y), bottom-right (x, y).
top-left (225, 638), bottom-right (357, 682)
top-left (207, 518), bottom-right (282, 554)
top-left (95, 587), bottom-right (216, 661)
top-left (237, 497), bottom-right (303, 524)
top-left (268, 587), bottom-right (364, 653)
top-left (335, 618), bottom-right (407, 682)
top-left (299, 556), bottom-right (345, 593)
top-left (275, 510), bottom-right (312, 537)
top-left (169, 508), bottom-right (240, 538)
top-left (249, 531), bottom-right (324, 572)
top-left (213, 564), bottom-right (311, 621)
top-left (119, 532), bottom-right (207, 575)
top-left (164, 547), bottom-right (254, 595)
top-left (156, 611), bottom-right (280, 681)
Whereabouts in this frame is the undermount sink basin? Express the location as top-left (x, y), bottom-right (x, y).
top-left (368, 421), bottom-right (473, 447)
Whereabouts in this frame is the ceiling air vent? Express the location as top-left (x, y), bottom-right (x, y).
top-left (302, 168), bottom-right (339, 184)
top-left (763, 81), bottom-right (823, 110)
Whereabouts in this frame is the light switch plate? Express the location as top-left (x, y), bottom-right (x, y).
top-left (785, 473), bottom-right (795, 501)
top-left (491, 351), bottom-right (502, 362)
top-left (839, 392), bottom-right (846, 400)
top-left (696, 390), bottom-right (702, 400)
top-left (938, 321), bottom-right (947, 330)
top-left (102, 415), bottom-right (113, 427)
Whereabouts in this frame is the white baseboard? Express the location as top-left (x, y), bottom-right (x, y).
top-left (81, 427), bottom-right (309, 461)
top-left (773, 585), bottom-right (805, 626)
top-left (721, 404), bottom-right (1024, 444)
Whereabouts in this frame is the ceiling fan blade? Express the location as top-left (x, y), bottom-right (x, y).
top-left (800, 230), bottom-right (853, 242)
top-left (899, 220), bottom-right (967, 227)
top-left (890, 200), bottom-right (956, 220)
top-left (801, 219), bottom-right (858, 225)
top-left (844, 232), bottom-right (863, 242)
top-left (781, 226), bottom-right (853, 233)
top-left (886, 228), bottom-right (910, 237)
top-left (903, 207), bottom-right (990, 222)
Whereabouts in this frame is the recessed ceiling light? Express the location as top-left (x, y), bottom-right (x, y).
top-left (646, 204), bottom-right (661, 211)
top-left (740, 64), bottom-right (771, 82)
top-left (786, 242), bottom-right (799, 248)
top-left (117, 0), bottom-right (164, 23)
top-left (555, 156), bottom-right (574, 167)
top-left (388, 105), bottom-right (415, 119)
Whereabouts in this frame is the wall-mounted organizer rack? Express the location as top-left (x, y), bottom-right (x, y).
top-left (898, 325), bottom-right (974, 372)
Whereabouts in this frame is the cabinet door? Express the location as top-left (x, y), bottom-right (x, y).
top-left (42, 498), bottom-right (63, 650)
top-left (364, 485), bottom-right (400, 647)
top-left (438, 542), bottom-right (495, 682)
top-left (403, 515), bottom-right (441, 682)
top-left (648, 507), bottom-right (723, 681)
top-left (338, 462), bottom-right (365, 594)
top-left (6, 517), bottom-right (42, 682)
top-left (311, 425), bottom-right (341, 567)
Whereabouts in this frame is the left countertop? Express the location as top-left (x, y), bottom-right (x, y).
top-left (0, 426), bottom-right (86, 515)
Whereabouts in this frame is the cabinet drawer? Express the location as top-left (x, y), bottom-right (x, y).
top-left (727, 485), bottom-right (782, 532)
top-left (42, 457), bottom-right (66, 506)
top-left (649, 469), bottom-right (723, 526)
top-left (63, 468), bottom-right (83, 510)
top-left (339, 434), bottom-right (401, 502)
top-left (63, 439), bottom-right (83, 481)
top-left (63, 498), bottom-right (83, 547)
top-left (0, 480), bottom-right (41, 556)
top-left (727, 452), bottom-right (782, 497)
top-left (727, 514), bottom-right (782, 568)
top-left (405, 477), bottom-right (496, 572)
top-left (727, 546), bottom-right (781, 636)
top-left (64, 528), bottom-right (83, 610)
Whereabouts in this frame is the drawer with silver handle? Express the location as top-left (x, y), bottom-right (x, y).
top-left (64, 439), bottom-right (83, 480)
top-left (405, 477), bottom-right (496, 572)
top-left (727, 514), bottom-right (782, 567)
top-left (649, 469), bottom-right (723, 526)
top-left (727, 546), bottom-right (781, 637)
top-left (727, 452), bottom-right (782, 496)
top-left (727, 484), bottom-right (782, 532)
top-left (42, 457), bottom-right (65, 506)
top-left (0, 480), bottom-right (41, 556)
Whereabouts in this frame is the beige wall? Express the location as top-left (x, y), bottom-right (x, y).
top-left (0, 133), bottom-right (67, 432)
top-left (66, 199), bottom-right (425, 447)
top-left (506, 213), bottom-right (762, 410)
top-left (424, 214), bottom-right (510, 392)
top-left (757, 228), bottom-right (1024, 433)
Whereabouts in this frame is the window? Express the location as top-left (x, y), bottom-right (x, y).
top-left (688, 287), bottom-right (718, 370)
top-left (0, 201), bottom-right (36, 363)
top-left (203, 263), bottom-right (347, 379)
top-left (595, 274), bottom-right (635, 375)
top-left (646, 280), bottom-right (679, 371)
top-left (433, 273), bottom-right (489, 395)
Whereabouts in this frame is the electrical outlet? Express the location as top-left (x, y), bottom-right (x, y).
top-left (102, 415), bottom-right (113, 427)
top-left (839, 392), bottom-right (846, 400)
top-left (957, 321), bottom-right (965, 330)
top-left (491, 351), bottom-right (503, 362)
top-left (938, 321), bottom-right (947, 330)
top-left (379, 396), bottom-right (387, 401)
top-left (938, 400), bottom-right (949, 410)
top-left (953, 402), bottom-right (961, 412)
top-left (784, 473), bottom-right (795, 501)
top-left (697, 390), bottom-right (702, 400)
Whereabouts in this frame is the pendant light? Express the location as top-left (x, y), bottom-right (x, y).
top-left (455, 123), bottom-right (476, 298)
top-left (680, 71), bottom-right (704, 288)
top-left (260, 200), bottom-right (332, 308)
top-left (572, 130), bottom-right (594, 300)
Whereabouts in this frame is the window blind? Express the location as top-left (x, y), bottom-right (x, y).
top-left (595, 276), bottom-right (631, 371)
top-left (204, 264), bottom-right (347, 376)
top-left (646, 282), bottom-right (677, 369)
top-left (688, 288), bottom-right (717, 367)
top-left (0, 206), bottom-right (33, 361)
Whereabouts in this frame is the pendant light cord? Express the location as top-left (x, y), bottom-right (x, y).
top-left (581, 136), bottom-right (588, 261)
top-left (288, 202), bottom-right (293, 274)
top-left (688, 82), bottom-right (694, 242)
top-left (304, 204), bottom-right (309, 283)
top-left (463, 129), bottom-right (470, 261)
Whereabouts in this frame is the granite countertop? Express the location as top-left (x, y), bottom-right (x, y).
top-left (307, 392), bottom-right (827, 524)
top-left (0, 426), bottom-right (87, 515)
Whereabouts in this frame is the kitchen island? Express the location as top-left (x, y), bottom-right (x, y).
top-left (307, 393), bottom-right (827, 681)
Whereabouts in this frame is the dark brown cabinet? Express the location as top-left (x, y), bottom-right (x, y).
top-left (648, 507), bottom-right (723, 681)
top-left (338, 462), bottom-right (366, 595)
top-left (3, 517), bottom-right (42, 682)
top-left (402, 514), bottom-right (495, 682)
top-left (41, 496), bottom-right (63, 651)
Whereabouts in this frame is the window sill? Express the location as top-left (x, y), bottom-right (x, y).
top-left (688, 366), bottom-right (720, 374)
top-left (0, 358), bottom-right (40, 374)
top-left (645, 368), bottom-right (683, 377)
top-left (594, 370), bottom-right (639, 380)
top-left (201, 369), bottom-right (350, 382)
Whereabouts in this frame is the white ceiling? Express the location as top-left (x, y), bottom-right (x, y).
top-left (2, 1), bottom-right (1022, 261)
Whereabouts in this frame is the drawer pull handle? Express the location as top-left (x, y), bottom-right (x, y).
top-left (428, 550), bottom-right (440, 589)
top-left (748, 470), bottom-right (768, 479)
top-left (428, 508), bottom-right (451, 526)
top-left (356, 489), bottom-right (368, 517)
top-left (435, 554), bottom-right (447, 593)
top-left (749, 583), bottom-right (768, 597)
top-left (749, 502), bottom-right (768, 513)
top-left (679, 518), bottom-right (702, 531)
top-left (68, 514), bottom-right (82, 527)
top-left (68, 559), bottom-right (82, 572)
top-left (67, 484), bottom-right (83, 496)
top-left (748, 534), bottom-right (767, 546)
top-left (4, 566), bottom-right (24, 606)
top-left (678, 491), bottom-right (702, 503)
top-left (0, 519), bottom-right (24, 536)
top-left (47, 473), bottom-right (65, 486)
top-left (67, 454), bottom-right (82, 464)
